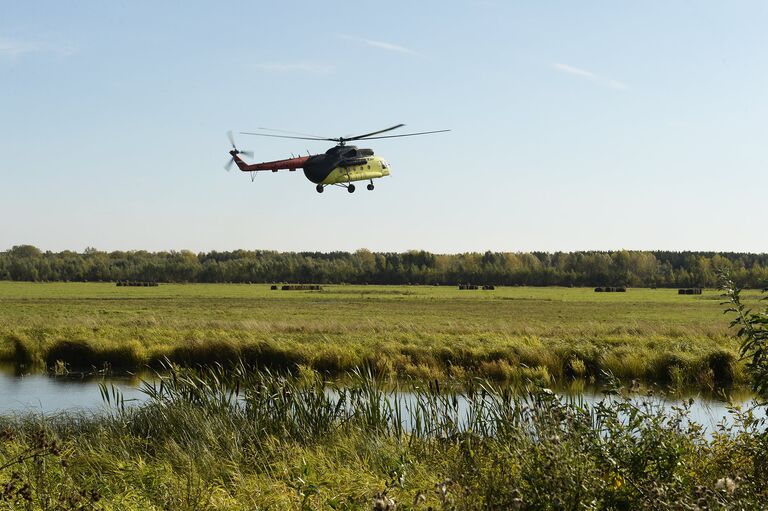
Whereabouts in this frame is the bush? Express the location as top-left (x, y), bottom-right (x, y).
top-left (722, 275), bottom-right (768, 398)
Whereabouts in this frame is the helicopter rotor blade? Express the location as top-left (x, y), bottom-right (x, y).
top-left (253, 127), bottom-right (327, 139)
top-left (224, 158), bottom-right (235, 171)
top-left (240, 132), bottom-right (334, 142)
top-left (227, 130), bottom-right (237, 149)
top-left (239, 150), bottom-right (254, 158)
top-left (344, 124), bottom-right (405, 141)
top-left (353, 129), bottom-right (451, 141)
top-left (240, 124), bottom-right (448, 145)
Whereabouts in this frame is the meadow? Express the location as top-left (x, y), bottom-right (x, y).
top-left (1, 283), bottom-right (767, 509)
top-left (0, 282), bottom-right (754, 390)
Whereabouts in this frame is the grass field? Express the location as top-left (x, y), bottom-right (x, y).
top-left (0, 282), bottom-right (756, 389)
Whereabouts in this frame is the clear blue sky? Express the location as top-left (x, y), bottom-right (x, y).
top-left (2, 1), bottom-right (767, 253)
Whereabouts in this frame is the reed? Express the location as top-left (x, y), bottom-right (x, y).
top-left (1, 365), bottom-right (766, 509)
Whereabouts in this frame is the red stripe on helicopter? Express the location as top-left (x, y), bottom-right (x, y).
top-left (240, 156), bottom-right (310, 172)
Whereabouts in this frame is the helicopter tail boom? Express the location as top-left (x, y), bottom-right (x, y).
top-left (231, 151), bottom-right (310, 173)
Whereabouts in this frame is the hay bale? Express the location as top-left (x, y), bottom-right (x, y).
top-left (281, 284), bottom-right (323, 291)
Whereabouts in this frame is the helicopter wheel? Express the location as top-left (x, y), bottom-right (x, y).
top-left (347, 184), bottom-right (355, 193)
top-left (367, 183), bottom-right (374, 191)
top-left (316, 184), bottom-right (324, 193)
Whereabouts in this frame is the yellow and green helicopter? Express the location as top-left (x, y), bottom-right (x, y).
top-left (225, 124), bottom-right (449, 193)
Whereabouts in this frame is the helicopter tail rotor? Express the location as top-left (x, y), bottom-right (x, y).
top-left (224, 130), bottom-right (254, 171)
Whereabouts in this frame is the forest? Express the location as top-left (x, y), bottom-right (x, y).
top-left (2, 245), bottom-right (768, 287)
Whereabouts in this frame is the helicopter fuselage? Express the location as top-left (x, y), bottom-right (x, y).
top-left (303, 153), bottom-right (391, 185)
top-left (231, 144), bottom-right (390, 186)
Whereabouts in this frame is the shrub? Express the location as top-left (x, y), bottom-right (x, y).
top-left (721, 274), bottom-right (768, 398)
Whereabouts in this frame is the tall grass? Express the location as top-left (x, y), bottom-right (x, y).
top-left (0, 283), bottom-right (754, 389)
top-left (1, 364), bottom-right (766, 509)
top-left (5, 333), bottom-right (747, 392)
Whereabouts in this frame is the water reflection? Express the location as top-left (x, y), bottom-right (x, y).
top-left (553, 378), bottom-right (763, 429)
top-left (0, 364), bottom-right (764, 434)
top-left (0, 364), bottom-right (149, 414)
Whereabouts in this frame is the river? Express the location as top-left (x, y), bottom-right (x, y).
top-left (0, 365), bottom-right (764, 433)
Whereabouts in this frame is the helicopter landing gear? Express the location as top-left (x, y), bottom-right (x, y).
top-left (316, 184), bottom-right (324, 193)
top-left (347, 184), bottom-right (355, 193)
top-left (367, 180), bottom-right (374, 191)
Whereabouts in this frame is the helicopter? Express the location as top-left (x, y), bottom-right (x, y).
top-left (224, 124), bottom-right (449, 193)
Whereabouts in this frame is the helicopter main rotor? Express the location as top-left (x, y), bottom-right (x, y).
top-left (240, 124), bottom-right (450, 147)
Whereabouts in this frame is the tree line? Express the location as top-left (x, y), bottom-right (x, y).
top-left (1, 245), bottom-right (767, 288)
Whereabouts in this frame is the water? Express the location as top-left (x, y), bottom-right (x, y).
top-left (0, 366), bottom-right (764, 433)
top-left (324, 385), bottom-right (765, 436)
top-left (0, 365), bottom-right (148, 415)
